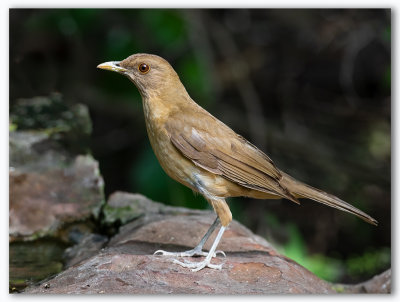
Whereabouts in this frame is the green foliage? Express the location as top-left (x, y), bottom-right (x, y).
top-left (105, 26), bottom-right (139, 60)
top-left (9, 122), bottom-right (17, 132)
top-left (177, 54), bottom-right (214, 107)
top-left (383, 66), bottom-right (391, 90)
top-left (383, 25), bottom-right (391, 42)
top-left (368, 122), bottom-right (391, 160)
top-left (278, 223), bottom-right (342, 282)
top-left (68, 9), bottom-right (100, 32)
top-left (138, 9), bottom-right (187, 50)
top-left (346, 247), bottom-right (391, 278)
top-left (270, 216), bottom-right (390, 283)
top-left (24, 9), bottom-right (98, 36)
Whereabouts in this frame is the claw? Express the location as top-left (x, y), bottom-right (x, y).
top-left (215, 250), bottom-right (226, 257)
top-left (172, 258), bottom-right (223, 272)
top-left (154, 250), bottom-right (174, 256)
top-left (153, 248), bottom-right (225, 258)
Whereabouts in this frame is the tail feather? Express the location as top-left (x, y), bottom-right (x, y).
top-left (280, 173), bottom-right (378, 226)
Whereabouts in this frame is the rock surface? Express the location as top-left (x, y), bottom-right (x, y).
top-left (9, 94), bottom-right (103, 242)
top-left (9, 94), bottom-right (104, 291)
top-left (334, 269), bottom-right (391, 294)
top-left (25, 192), bottom-right (336, 294)
top-left (9, 154), bottom-right (104, 241)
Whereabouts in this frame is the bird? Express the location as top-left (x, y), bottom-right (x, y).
top-left (97, 53), bottom-right (377, 272)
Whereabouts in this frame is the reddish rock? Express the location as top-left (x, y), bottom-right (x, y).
top-left (9, 155), bottom-right (104, 242)
top-left (24, 193), bottom-right (336, 294)
top-left (335, 269), bottom-right (391, 294)
top-left (9, 114), bottom-right (105, 291)
top-left (22, 192), bottom-right (391, 294)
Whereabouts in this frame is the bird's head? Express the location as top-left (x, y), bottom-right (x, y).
top-left (97, 53), bottom-right (182, 98)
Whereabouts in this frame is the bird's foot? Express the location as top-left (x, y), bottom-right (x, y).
top-left (155, 225), bottom-right (227, 272)
top-left (153, 247), bottom-right (225, 258)
top-left (172, 257), bottom-right (223, 272)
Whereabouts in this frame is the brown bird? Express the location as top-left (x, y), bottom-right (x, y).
top-left (97, 53), bottom-right (377, 271)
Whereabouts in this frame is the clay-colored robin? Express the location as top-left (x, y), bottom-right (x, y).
top-left (97, 53), bottom-right (377, 271)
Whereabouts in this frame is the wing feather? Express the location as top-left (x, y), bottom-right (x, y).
top-left (165, 112), bottom-right (298, 202)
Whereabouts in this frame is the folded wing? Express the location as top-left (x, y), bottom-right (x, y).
top-left (165, 111), bottom-right (299, 203)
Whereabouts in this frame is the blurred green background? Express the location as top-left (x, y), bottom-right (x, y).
top-left (9, 9), bottom-right (390, 283)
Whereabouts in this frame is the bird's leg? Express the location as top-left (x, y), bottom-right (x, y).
top-left (173, 225), bottom-right (226, 271)
top-left (153, 217), bottom-right (225, 258)
top-left (172, 196), bottom-right (231, 271)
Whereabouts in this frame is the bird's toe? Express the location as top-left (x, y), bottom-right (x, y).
top-left (154, 250), bottom-right (173, 256)
top-left (172, 258), bottom-right (223, 271)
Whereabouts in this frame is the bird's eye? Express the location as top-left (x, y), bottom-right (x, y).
top-left (138, 63), bottom-right (150, 74)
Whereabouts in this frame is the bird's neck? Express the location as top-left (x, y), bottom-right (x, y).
top-left (142, 80), bottom-right (194, 124)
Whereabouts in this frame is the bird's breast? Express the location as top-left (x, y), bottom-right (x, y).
top-left (142, 98), bottom-right (196, 189)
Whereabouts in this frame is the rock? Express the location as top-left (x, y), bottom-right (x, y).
top-left (9, 94), bottom-right (105, 292)
top-left (64, 234), bottom-right (108, 268)
top-left (9, 130), bottom-right (69, 173)
top-left (9, 154), bottom-right (104, 241)
top-left (9, 94), bottom-right (105, 242)
top-left (10, 93), bottom-right (92, 155)
top-left (102, 192), bottom-right (165, 226)
top-left (102, 191), bottom-right (207, 226)
top-left (24, 192), bottom-right (336, 294)
top-left (9, 239), bottom-right (68, 292)
top-left (333, 269), bottom-right (391, 294)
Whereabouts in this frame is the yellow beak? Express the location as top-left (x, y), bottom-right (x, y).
top-left (97, 61), bottom-right (128, 73)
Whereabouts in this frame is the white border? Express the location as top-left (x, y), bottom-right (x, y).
top-left (2, 1), bottom-right (397, 301)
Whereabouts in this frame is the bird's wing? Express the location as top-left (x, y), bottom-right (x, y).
top-left (165, 111), bottom-right (298, 202)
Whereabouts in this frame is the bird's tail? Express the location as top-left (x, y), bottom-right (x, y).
top-left (280, 172), bottom-right (378, 226)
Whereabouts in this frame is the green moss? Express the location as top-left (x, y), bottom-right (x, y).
top-left (331, 284), bottom-right (345, 293)
top-left (102, 203), bottom-right (142, 225)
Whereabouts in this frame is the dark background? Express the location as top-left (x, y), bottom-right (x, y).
top-left (9, 9), bottom-right (391, 283)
